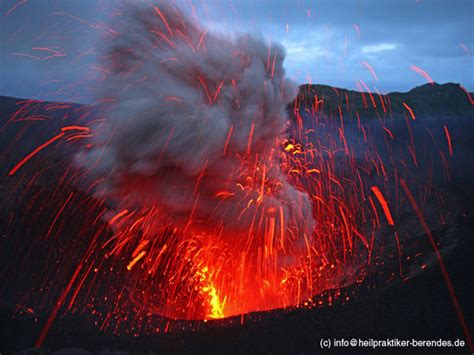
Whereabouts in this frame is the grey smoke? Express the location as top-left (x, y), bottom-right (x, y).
top-left (78, 2), bottom-right (314, 254)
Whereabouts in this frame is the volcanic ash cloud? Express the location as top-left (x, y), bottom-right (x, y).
top-left (79, 2), bottom-right (314, 254)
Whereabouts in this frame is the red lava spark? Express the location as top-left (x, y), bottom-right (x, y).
top-left (8, 132), bottom-right (65, 176)
top-left (409, 65), bottom-right (434, 85)
top-left (400, 179), bottom-right (473, 353)
top-left (4, 0), bottom-right (27, 17)
top-left (35, 263), bottom-right (83, 349)
top-left (361, 61), bottom-right (378, 81)
top-left (370, 186), bottom-right (395, 226)
top-left (352, 24), bottom-right (360, 39)
top-left (460, 85), bottom-right (474, 105)
top-left (109, 209), bottom-right (129, 225)
top-left (60, 125), bottom-right (90, 132)
top-left (459, 43), bottom-right (470, 56)
top-left (402, 101), bottom-right (416, 120)
top-left (443, 125), bottom-right (453, 156)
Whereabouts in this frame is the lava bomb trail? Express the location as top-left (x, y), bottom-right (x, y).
top-left (77, 1), bottom-right (316, 320)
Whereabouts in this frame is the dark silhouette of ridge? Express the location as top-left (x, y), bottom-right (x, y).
top-left (291, 82), bottom-right (474, 120)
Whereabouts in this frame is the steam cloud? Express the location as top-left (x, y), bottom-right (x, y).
top-left (79, 2), bottom-right (314, 252)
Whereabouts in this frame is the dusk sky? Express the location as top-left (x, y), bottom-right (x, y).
top-left (1, 0), bottom-right (473, 103)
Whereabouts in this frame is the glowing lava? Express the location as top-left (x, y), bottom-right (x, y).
top-left (196, 267), bottom-right (225, 320)
top-left (77, 1), bottom-right (320, 320)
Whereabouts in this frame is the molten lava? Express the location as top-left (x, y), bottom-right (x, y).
top-left (77, 1), bottom-right (323, 320)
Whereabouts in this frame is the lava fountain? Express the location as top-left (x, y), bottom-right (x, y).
top-left (77, 1), bottom-right (322, 320)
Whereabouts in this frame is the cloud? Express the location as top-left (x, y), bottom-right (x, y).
top-left (361, 43), bottom-right (398, 54)
top-left (283, 40), bottom-right (333, 61)
top-left (1, 0), bottom-right (473, 101)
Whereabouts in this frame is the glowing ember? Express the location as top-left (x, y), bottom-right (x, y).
top-left (76, 1), bottom-right (317, 320)
top-left (196, 267), bottom-right (225, 319)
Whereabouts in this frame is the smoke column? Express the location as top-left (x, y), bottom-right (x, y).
top-left (79, 1), bottom-right (314, 250)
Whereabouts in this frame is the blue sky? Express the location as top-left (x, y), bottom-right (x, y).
top-left (1, 0), bottom-right (473, 102)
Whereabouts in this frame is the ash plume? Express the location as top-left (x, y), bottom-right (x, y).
top-left (78, 1), bottom-right (314, 254)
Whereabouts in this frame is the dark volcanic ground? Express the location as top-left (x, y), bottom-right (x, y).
top-left (0, 90), bottom-right (473, 354)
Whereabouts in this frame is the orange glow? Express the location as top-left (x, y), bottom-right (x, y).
top-left (402, 101), bottom-right (416, 120)
top-left (126, 250), bottom-right (147, 271)
top-left (196, 267), bottom-right (225, 319)
top-left (371, 186), bottom-right (395, 226)
top-left (8, 132), bottom-right (65, 176)
top-left (444, 125), bottom-right (453, 156)
top-left (409, 65), bottom-right (434, 85)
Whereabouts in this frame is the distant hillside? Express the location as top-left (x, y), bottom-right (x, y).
top-left (291, 83), bottom-right (474, 120)
top-left (1, 83), bottom-right (473, 132)
top-left (0, 95), bottom-right (88, 123)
